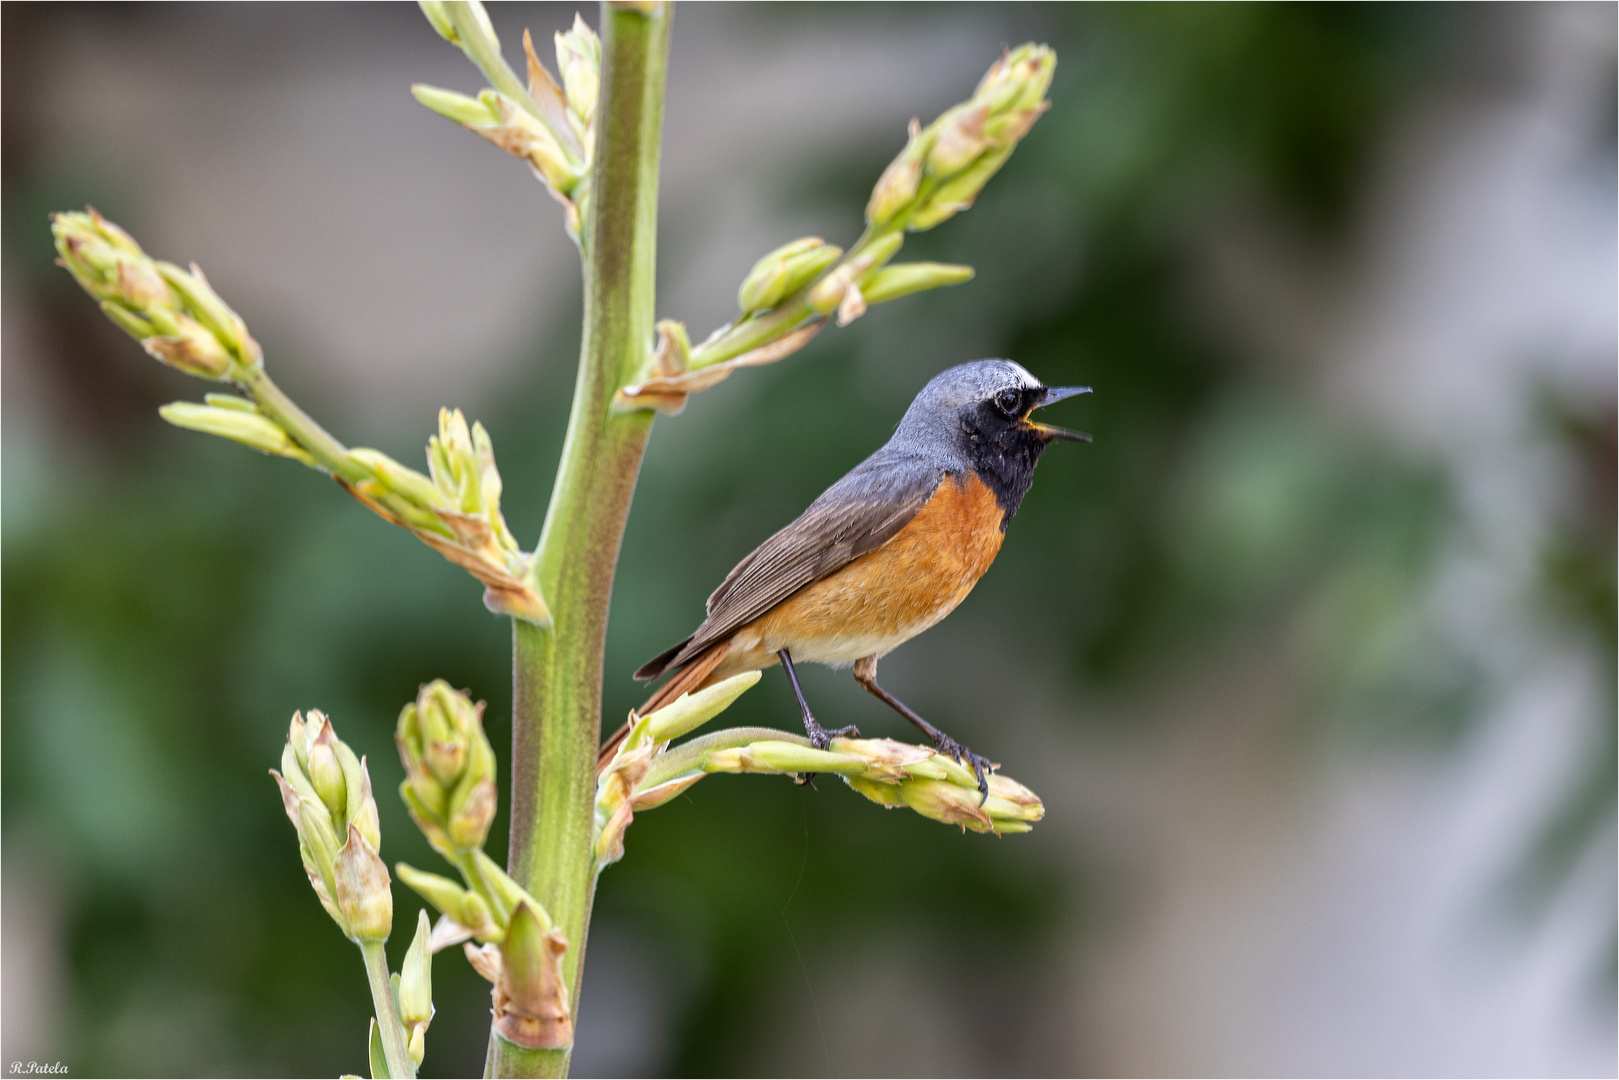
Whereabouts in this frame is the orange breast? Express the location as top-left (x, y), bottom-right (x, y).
top-left (718, 472), bottom-right (1006, 673)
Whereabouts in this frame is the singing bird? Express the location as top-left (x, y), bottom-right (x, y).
top-left (614, 359), bottom-right (1090, 797)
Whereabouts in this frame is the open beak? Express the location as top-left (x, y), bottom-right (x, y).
top-left (1026, 385), bottom-right (1092, 442)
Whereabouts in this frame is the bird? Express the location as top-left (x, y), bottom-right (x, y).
top-left (605, 358), bottom-right (1090, 798)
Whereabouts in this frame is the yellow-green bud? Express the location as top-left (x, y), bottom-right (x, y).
top-left (974, 43), bottom-right (1055, 114)
top-left (348, 448), bottom-right (443, 513)
top-left (555, 14), bottom-right (600, 130)
top-left (737, 238), bottom-right (843, 314)
top-left (159, 401), bottom-right (314, 463)
top-left (417, 0), bottom-right (457, 42)
top-left (908, 145), bottom-right (1012, 231)
top-left (858, 263), bottom-right (975, 306)
top-left (641, 671), bottom-right (761, 744)
top-left (306, 729), bottom-right (348, 819)
top-left (411, 83), bottom-right (497, 127)
top-left (866, 121), bottom-right (929, 227)
top-left (398, 909), bottom-right (435, 1066)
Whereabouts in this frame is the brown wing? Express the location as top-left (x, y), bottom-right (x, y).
top-left (635, 452), bottom-right (946, 679)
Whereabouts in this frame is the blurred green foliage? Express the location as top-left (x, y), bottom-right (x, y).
top-left (3, 4), bottom-right (1610, 1077)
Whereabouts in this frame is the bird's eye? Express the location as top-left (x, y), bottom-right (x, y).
top-left (996, 389), bottom-right (1021, 414)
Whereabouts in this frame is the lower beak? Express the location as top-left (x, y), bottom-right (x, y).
top-left (1029, 422), bottom-right (1092, 442)
top-left (1026, 385), bottom-right (1092, 442)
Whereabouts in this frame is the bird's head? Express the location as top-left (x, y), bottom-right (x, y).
top-left (896, 359), bottom-right (1091, 463)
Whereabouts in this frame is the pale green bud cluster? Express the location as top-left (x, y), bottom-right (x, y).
top-left (618, 732), bottom-right (1044, 838)
top-left (620, 42), bottom-right (1052, 409)
top-left (411, 85), bottom-right (580, 196)
top-left (396, 680), bottom-right (499, 855)
top-left (51, 209), bottom-right (261, 380)
top-left (270, 710), bottom-right (393, 942)
top-left (413, 4), bottom-right (598, 243)
top-left (866, 43), bottom-right (1054, 232)
top-left (595, 672), bottom-right (763, 863)
top-left (388, 680), bottom-right (573, 1051)
top-left (345, 409), bottom-right (546, 623)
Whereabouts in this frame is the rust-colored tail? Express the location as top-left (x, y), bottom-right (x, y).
top-left (596, 641), bottom-right (731, 772)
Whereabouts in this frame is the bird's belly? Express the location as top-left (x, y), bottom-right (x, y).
top-left (724, 472), bottom-right (1006, 672)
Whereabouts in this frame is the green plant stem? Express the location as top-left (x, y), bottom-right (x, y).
top-left (236, 366), bottom-right (370, 484)
top-left (494, 4), bottom-right (671, 1077)
top-left (637, 726), bottom-right (813, 790)
top-left (360, 940), bottom-right (416, 1080)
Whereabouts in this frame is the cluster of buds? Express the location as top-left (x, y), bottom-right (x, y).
top-left (596, 672), bottom-right (763, 863)
top-left (270, 711), bottom-right (392, 942)
top-left (391, 681), bottom-right (573, 1050)
top-left (616, 42), bottom-right (1053, 414)
top-left (601, 715), bottom-right (1043, 858)
top-left (52, 208), bottom-right (548, 625)
top-left (52, 209), bottom-right (260, 380)
top-left (415, 3), bottom-right (598, 241)
top-left (344, 409), bottom-right (546, 623)
top-left (395, 680), bottom-right (498, 857)
top-left (867, 43), bottom-right (1055, 231)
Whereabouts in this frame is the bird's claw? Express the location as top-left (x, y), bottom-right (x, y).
top-left (803, 718), bottom-right (860, 751)
top-left (934, 734), bottom-right (993, 805)
top-left (799, 718), bottom-right (860, 788)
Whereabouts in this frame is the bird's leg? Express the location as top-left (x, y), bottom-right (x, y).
top-left (777, 649), bottom-right (859, 750)
top-left (853, 655), bottom-right (993, 803)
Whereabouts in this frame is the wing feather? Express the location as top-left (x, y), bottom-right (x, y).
top-left (641, 452), bottom-right (945, 677)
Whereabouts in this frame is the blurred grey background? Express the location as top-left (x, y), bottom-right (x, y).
top-left (3, 3), bottom-right (1614, 1077)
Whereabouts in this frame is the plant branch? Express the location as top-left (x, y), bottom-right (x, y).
top-left (361, 940), bottom-right (416, 1080)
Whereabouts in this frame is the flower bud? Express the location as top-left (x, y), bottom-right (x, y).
top-left (926, 104), bottom-right (991, 177)
top-left (737, 238), bottom-right (843, 314)
top-left (418, 0), bottom-right (457, 42)
top-left (555, 14), bottom-right (601, 130)
top-left (397, 682), bottom-right (498, 855)
top-left (807, 232), bottom-right (902, 315)
top-left (272, 710), bottom-right (393, 942)
top-left (859, 262), bottom-right (976, 305)
top-left (974, 43), bottom-right (1055, 114)
top-left (640, 671), bottom-right (761, 744)
top-left (398, 909), bottom-right (435, 1065)
top-left (907, 145), bottom-right (1012, 231)
top-left (412, 83), bottom-right (497, 127)
top-left (52, 210), bottom-right (258, 377)
top-left (158, 401), bottom-right (314, 463)
top-left (866, 120), bottom-right (928, 226)
top-left (306, 721), bottom-right (349, 818)
top-left (396, 862), bottom-right (500, 941)
top-left (495, 901), bottom-right (572, 1050)
top-left (333, 824), bottom-right (393, 942)
top-left (141, 320), bottom-right (234, 379)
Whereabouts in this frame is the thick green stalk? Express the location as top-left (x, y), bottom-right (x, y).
top-left (361, 940), bottom-right (416, 1080)
top-left (493, 3), bottom-right (670, 1077)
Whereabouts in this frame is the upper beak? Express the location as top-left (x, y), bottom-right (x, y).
top-left (1026, 385), bottom-right (1092, 442)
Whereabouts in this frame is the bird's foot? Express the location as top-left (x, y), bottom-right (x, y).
top-left (933, 733), bottom-right (994, 805)
top-left (796, 718), bottom-right (860, 789)
top-left (803, 717), bottom-right (860, 751)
